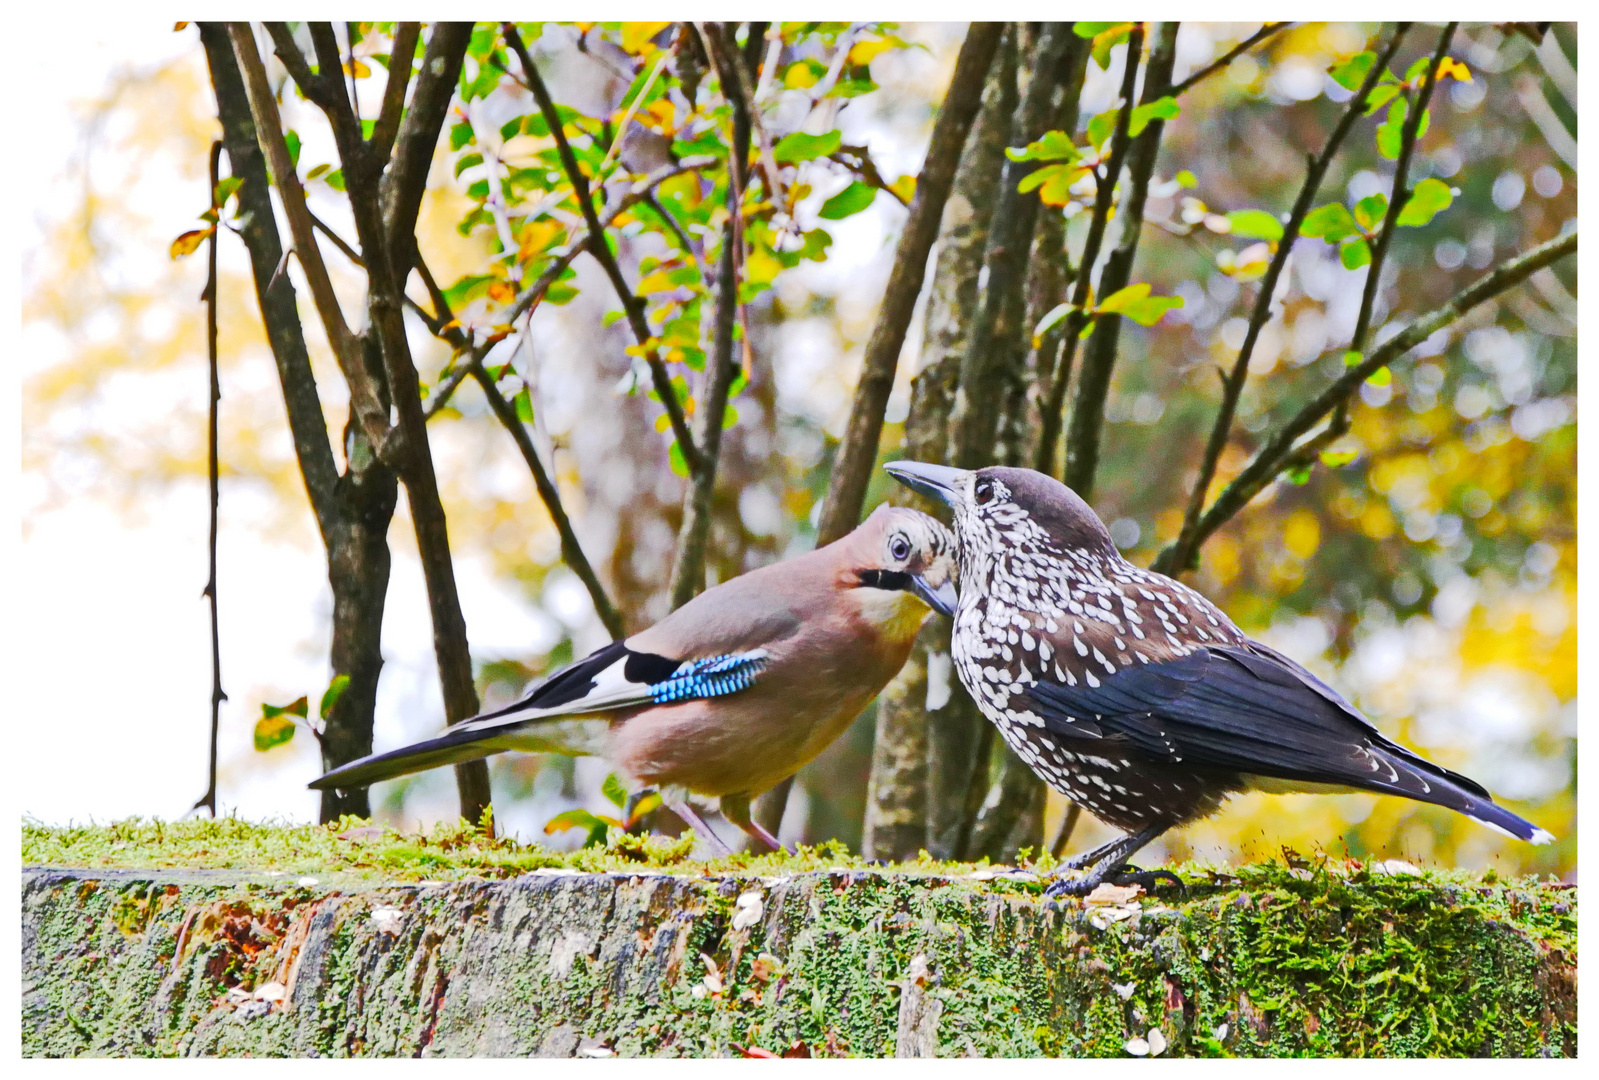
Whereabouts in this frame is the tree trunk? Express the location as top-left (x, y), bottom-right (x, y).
top-left (862, 27), bottom-right (1015, 862)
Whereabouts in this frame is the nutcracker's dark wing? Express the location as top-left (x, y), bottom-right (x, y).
top-left (1024, 640), bottom-right (1549, 843)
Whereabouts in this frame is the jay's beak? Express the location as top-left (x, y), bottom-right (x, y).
top-left (912, 575), bottom-right (959, 618)
top-left (885, 460), bottom-right (967, 509)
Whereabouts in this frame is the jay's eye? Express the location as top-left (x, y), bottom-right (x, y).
top-left (889, 535), bottom-right (911, 562)
top-left (974, 479), bottom-right (995, 505)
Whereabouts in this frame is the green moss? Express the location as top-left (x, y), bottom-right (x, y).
top-left (22, 820), bottom-right (1576, 1057)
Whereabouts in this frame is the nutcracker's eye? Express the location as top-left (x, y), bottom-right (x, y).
top-left (974, 478), bottom-right (995, 506)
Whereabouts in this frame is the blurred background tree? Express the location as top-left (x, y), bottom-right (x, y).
top-left (20, 21), bottom-right (1575, 879)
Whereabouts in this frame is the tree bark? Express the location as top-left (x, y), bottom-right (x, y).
top-left (200, 23), bottom-right (400, 823)
top-left (814, 22), bottom-right (1004, 546)
top-left (863, 28), bottom-right (1016, 862)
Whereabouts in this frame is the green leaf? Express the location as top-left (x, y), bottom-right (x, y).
top-left (1128, 96), bottom-right (1179, 138)
top-left (668, 440), bottom-right (690, 477)
top-left (1376, 97), bottom-right (1407, 159)
top-left (449, 121), bottom-right (474, 151)
top-left (1363, 82), bottom-right (1401, 115)
top-left (466, 179), bottom-right (489, 201)
top-left (319, 675), bottom-right (350, 722)
top-left (818, 181), bottom-right (877, 219)
top-left (1120, 294), bottom-right (1185, 326)
top-left (1301, 203), bottom-right (1359, 242)
top-left (773, 129), bottom-right (841, 164)
top-left (1319, 448), bottom-right (1359, 468)
top-left (1006, 130), bottom-right (1078, 163)
top-left (262, 696), bottom-right (309, 720)
top-left (1086, 109), bottom-right (1119, 152)
top-left (500, 117), bottom-right (522, 142)
top-left (601, 772), bottom-right (628, 810)
top-left (324, 169), bottom-right (346, 192)
top-left (1343, 350), bottom-right (1363, 367)
top-left (1175, 169), bottom-right (1197, 188)
top-left (1286, 463), bottom-right (1313, 485)
top-left (1366, 365), bottom-right (1391, 386)
top-left (213, 176), bottom-right (244, 206)
top-left (360, 118), bottom-right (376, 140)
top-left (1096, 282), bottom-right (1152, 315)
top-left (1352, 193), bottom-right (1388, 232)
top-left (1073, 21), bottom-right (1120, 37)
top-left (1225, 209), bottom-right (1284, 241)
top-left (543, 808), bottom-right (618, 848)
top-left (1397, 177), bottom-right (1453, 227)
top-left (514, 388), bottom-right (534, 423)
top-left (1033, 302), bottom-right (1076, 342)
top-left (454, 151), bottom-right (483, 178)
top-left (254, 714), bottom-right (296, 752)
top-left (1329, 50), bottom-right (1376, 92)
top-left (1340, 236), bottom-right (1372, 269)
top-left (799, 227), bottom-right (833, 262)
top-left (284, 130), bottom-right (301, 169)
top-left (305, 163), bottom-right (332, 181)
top-left (1087, 24), bottom-right (1134, 70)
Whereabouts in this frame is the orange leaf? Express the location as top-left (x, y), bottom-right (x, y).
top-left (486, 280), bottom-right (517, 303)
top-left (170, 227), bottom-right (213, 259)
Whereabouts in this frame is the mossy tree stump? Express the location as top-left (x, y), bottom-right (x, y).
top-left (21, 832), bottom-right (1576, 1057)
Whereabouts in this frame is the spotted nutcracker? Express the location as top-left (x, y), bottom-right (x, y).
top-left (886, 461), bottom-right (1553, 896)
top-left (312, 505), bottom-right (957, 854)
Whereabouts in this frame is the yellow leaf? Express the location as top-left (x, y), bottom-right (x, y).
top-left (487, 280), bottom-right (516, 303)
top-left (518, 218), bottom-right (566, 260)
top-left (1437, 57), bottom-right (1472, 83)
top-left (643, 98), bottom-right (677, 135)
top-left (888, 174), bottom-right (916, 204)
top-left (174, 21), bottom-right (189, 31)
top-left (635, 269), bottom-right (678, 295)
top-left (344, 58), bottom-right (371, 79)
top-left (169, 227), bottom-right (213, 259)
top-left (621, 22), bottom-right (672, 55)
top-left (847, 37), bottom-right (896, 66)
top-left (784, 62), bottom-right (821, 90)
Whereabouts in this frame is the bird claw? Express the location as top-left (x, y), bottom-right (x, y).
top-left (1111, 866), bottom-right (1184, 893)
top-left (1041, 864), bottom-right (1183, 899)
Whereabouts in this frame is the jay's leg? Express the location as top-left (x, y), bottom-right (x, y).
top-left (667, 799), bottom-right (733, 857)
top-left (719, 792), bottom-right (783, 853)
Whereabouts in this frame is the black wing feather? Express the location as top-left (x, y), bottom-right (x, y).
top-left (1025, 643), bottom-right (1486, 800)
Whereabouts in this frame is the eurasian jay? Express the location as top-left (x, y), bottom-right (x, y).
top-left (311, 505), bottom-right (957, 853)
top-left (886, 461), bottom-right (1552, 895)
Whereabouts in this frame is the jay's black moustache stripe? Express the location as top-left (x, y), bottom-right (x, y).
top-left (857, 568), bottom-right (913, 592)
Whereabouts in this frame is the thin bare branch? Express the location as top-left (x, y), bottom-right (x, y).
top-left (369, 22), bottom-right (419, 160)
top-left (1169, 22), bottom-right (1292, 98)
top-left (1062, 22), bottom-right (1180, 498)
top-left (227, 22), bottom-right (389, 449)
top-left (669, 24), bottom-right (756, 609)
top-left (310, 212), bottom-right (362, 267)
top-left (1340, 25), bottom-right (1456, 420)
top-left (1157, 25), bottom-right (1411, 576)
top-left (502, 23), bottom-right (702, 474)
top-left (1172, 228), bottom-right (1576, 562)
top-left (194, 139), bottom-right (227, 818)
top-left (814, 21), bottom-right (1004, 545)
top-left (469, 363), bottom-right (626, 639)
